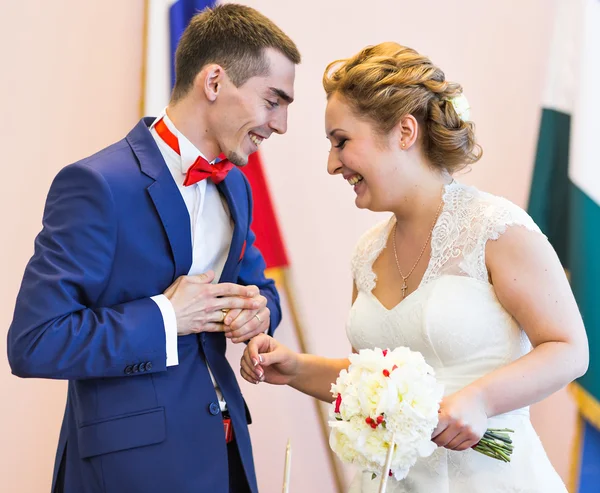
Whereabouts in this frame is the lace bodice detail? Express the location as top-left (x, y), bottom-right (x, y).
top-left (351, 181), bottom-right (545, 293)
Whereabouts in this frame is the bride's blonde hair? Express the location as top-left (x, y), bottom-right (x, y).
top-left (322, 42), bottom-right (482, 173)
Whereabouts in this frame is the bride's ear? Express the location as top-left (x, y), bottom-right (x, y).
top-left (396, 114), bottom-right (419, 151)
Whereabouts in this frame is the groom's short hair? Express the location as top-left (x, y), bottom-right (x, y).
top-left (171, 3), bottom-right (301, 101)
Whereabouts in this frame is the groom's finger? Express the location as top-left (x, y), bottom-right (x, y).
top-left (223, 308), bottom-right (242, 326)
top-left (229, 307), bottom-right (270, 343)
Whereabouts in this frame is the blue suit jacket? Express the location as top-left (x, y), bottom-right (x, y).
top-left (7, 118), bottom-right (281, 493)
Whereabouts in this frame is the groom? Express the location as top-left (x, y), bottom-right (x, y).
top-left (7, 4), bottom-right (300, 493)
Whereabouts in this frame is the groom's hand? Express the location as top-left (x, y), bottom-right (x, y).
top-left (223, 289), bottom-right (270, 343)
top-left (164, 271), bottom-right (261, 336)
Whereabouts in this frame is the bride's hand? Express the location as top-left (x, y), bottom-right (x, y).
top-left (240, 334), bottom-right (299, 386)
top-left (431, 386), bottom-right (488, 451)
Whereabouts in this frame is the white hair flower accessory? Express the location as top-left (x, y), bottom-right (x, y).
top-left (448, 93), bottom-right (470, 122)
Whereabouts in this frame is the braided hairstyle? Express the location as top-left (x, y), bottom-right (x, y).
top-left (323, 42), bottom-right (482, 173)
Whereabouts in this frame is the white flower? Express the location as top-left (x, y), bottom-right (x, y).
top-left (328, 347), bottom-right (444, 481)
top-left (449, 93), bottom-right (470, 121)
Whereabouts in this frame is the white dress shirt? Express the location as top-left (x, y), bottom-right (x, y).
top-left (149, 109), bottom-right (233, 411)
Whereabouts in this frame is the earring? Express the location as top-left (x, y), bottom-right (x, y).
top-left (401, 142), bottom-right (406, 149)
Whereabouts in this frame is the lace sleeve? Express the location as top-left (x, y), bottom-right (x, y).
top-left (350, 218), bottom-right (393, 293)
top-left (468, 194), bottom-right (548, 281)
top-left (484, 195), bottom-right (546, 241)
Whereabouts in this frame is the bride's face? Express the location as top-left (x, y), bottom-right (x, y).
top-left (325, 93), bottom-right (405, 212)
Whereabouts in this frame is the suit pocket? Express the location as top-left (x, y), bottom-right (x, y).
top-left (78, 407), bottom-right (165, 459)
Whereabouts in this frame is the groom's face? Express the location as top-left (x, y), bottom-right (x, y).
top-left (209, 48), bottom-right (296, 167)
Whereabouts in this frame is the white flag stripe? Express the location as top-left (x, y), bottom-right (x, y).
top-left (143, 0), bottom-right (178, 117)
top-left (568, 0), bottom-right (600, 206)
top-left (541, 0), bottom-right (580, 114)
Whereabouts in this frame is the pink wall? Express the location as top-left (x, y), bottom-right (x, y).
top-left (0, 1), bottom-right (576, 491)
top-left (0, 1), bottom-right (145, 492)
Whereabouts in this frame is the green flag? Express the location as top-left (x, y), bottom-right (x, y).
top-left (528, 0), bottom-right (600, 490)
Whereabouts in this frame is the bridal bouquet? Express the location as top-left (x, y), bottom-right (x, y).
top-left (328, 348), bottom-right (514, 481)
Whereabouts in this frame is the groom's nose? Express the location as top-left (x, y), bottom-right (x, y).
top-left (268, 106), bottom-right (288, 135)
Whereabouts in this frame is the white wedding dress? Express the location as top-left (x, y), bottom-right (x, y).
top-left (346, 181), bottom-right (567, 493)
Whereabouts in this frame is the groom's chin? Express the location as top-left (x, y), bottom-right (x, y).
top-left (227, 150), bottom-right (248, 167)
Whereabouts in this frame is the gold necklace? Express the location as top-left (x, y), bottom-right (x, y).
top-left (392, 197), bottom-right (444, 299)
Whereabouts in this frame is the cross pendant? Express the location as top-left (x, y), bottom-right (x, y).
top-left (401, 280), bottom-right (408, 298)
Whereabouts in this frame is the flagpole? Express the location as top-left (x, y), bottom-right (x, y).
top-left (139, 0), bottom-right (150, 119)
top-left (278, 269), bottom-right (346, 493)
top-left (567, 410), bottom-right (583, 493)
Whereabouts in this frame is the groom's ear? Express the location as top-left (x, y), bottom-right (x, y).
top-left (396, 114), bottom-right (419, 151)
top-left (197, 64), bottom-right (227, 102)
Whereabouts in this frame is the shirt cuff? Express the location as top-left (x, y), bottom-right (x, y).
top-left (150, 294), bottom-right (179, 367)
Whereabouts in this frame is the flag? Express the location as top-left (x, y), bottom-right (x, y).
top-left (528, 1), bottom-right (600, 491)
top-left (141, 1), bottom-right (345, 491)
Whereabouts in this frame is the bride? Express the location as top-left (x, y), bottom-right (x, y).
top-left (240, 42), bottom-right (587, 492)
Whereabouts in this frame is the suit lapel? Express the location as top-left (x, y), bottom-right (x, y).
top-left (217, 176), bottom-right (244, 282)
top-left (147, 180), bottom-right (192, 280)
top-left (127, 118), bottom-right (192, 280)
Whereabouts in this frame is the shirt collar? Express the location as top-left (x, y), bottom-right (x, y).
top-left (150, 108), bottom-right (214, 174)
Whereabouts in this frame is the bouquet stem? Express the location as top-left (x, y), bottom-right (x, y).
top-left (473, 428), bottom-right (514, 462)
top-left (378, 432), bottom-right (396, 493)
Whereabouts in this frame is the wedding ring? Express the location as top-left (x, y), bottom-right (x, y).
top-left (254, 313), bottom-right (262, 323)
top-left (221, 308), bottom-right (229, 323)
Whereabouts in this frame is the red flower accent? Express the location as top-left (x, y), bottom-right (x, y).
top-left (382, 349), bottom-right (388, 357)
top-left (392, 365), bottom-right (398, 371)
top-left (335, 394), bottom-right (342, 414)
top-left (383, 369), bottom-right (390, 377)
top-left (389, 470), bottom-right (393, 477)
top-left (377, 415), bottom-right (384, 424)
top-left (370, 422), bottom-right (378, 429)
top-left (366, 417), bottom-right (374, 425)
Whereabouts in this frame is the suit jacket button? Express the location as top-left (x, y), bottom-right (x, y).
top-left (145, 361), bottom-right (153, 371)
top-left (209, 402), bottom-right (220, 415)
top-left (124, 365), bottom-right (133, 375)
top-left (139, 362), bottom-right (146, 372)
top-left (133, 364), bottom-right (139, 373)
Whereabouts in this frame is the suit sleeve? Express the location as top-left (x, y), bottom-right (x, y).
top-left (237, 175), bottom-right (282, 336)
top-left (7, 163), bottom-right (168, 380)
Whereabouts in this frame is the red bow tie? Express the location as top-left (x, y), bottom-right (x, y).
top-left (154, 117), bottom-right (233, 186)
